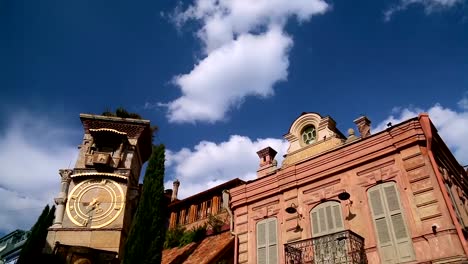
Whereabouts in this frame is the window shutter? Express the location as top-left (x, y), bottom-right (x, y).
top-left (268, 219), bottom-right (278, 264)
top-left (257, 218), bottom-right (277, 264)
top-left (368, 183), bottom-right (415, 263)
top-left (311, 201), bottom-right (344, 237)
top-left (332, 204), bottom-right (343, 229)
top-left (312, 211), bottom-right (319, 235)
top-left (326, 205), bottom-right (334, 230)
top-left (257, 221), bottom-right (267, 264)
top-left (319, 207), bottom-right (326, 234)
top-left (382, 183), bottom-right (414, 262)
top-left (369, 187), bottom-right (398, 263)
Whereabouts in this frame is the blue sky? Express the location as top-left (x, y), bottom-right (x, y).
top-left (0, 0), bottom-right (467, 234)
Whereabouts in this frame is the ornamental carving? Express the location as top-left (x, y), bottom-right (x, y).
top-left (54, 197), bottom-right (67, 205)
top-left (59, 169), bottom-right (73, 183)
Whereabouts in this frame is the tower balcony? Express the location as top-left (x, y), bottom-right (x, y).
top-left (85, 152), bottom-right (116, 168)
top-left (285, 230), bottom-right (367, 264)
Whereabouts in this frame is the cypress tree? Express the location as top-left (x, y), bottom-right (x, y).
top-left (17, 204), bottom-right (56, 264)
top-left (123, 144), bottom-right (166, 264)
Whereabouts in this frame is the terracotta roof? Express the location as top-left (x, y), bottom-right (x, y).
top-left (162, 231), bottom-right (233, 264)
top-left (169, 178), bottom-right (244, 208)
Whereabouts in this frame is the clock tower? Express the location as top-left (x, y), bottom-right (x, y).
top-left (46, 113), bottom-right (152, 258)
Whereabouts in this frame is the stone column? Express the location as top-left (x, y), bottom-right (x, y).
top-left (52, 169), bottom-right (73, 227)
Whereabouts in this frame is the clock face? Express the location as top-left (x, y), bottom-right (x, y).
top-left (66, 179), bottom-right (125, 228)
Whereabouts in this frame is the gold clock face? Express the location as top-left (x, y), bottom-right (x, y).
top-left (66, 179), bottom-right (125, 228)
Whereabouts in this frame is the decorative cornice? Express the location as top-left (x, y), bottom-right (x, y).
top-left (89, 128), bottom-right (128, 135)
top-left (71, 172), bottom-right (128, 181)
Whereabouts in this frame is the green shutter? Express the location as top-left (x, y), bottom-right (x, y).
top-left (311, 201), bottom-right (344, 236)
top-left (382, 183), bottom-right (414, 262)
top-left (319, 207), bottom-right (326, 234)
top-left (257, 221), bottom-right (266, 264)
top-left (312, 211), bottom-right (319, 235)
top-left (333, 204), bottom-right (343, 229)
top-left (257, 218), bottom-right (277, 264)
top-left (368, 183), bottom-right (415, 263)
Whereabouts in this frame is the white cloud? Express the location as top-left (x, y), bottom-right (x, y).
top-left (384, 0), bottom-right (465, 21)
top-left (167, 28), bottom-right (292, 123)
top-left (176, 0), bottom-right (329, 53)
top-left (165, 135), bottom-right (288, 198)
top-left (164, 0), bottom-right (329, 123)
top-left (458, 96), bottom-right (468, 110)
top-left (0, 112), bottom-right (76, 233)
top-left (374, 100), bottom-right (468, 165)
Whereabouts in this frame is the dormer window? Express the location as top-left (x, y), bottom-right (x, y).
top-left (301, 125), bottom-right (317, 145)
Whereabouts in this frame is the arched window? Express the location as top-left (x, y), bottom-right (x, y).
top-left (301, 125), bottom-right (317, 145)
top-left (310, 201), bottom-right (344, 237)
top-left (368, 182), bottom-right (415, 263)
top-left (257, 218), bottom-right (278, 264)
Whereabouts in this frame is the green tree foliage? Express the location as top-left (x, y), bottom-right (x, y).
top-left (101, 107), bottom-right (159, 139)
top-left (17, 205), bottom-right (56, 264)
top-left (101, 107), bottom-right (142, 119)
top-left (163, 225), bottom-right (207, 249)
top-left (207, 214), bottom-right (224, 234)
top-left (123, 144), bottom-right (166, 264)
top-left (179, 225), bottom-right (207, 246)
top-left (164, 225), bottom-right (186, 249)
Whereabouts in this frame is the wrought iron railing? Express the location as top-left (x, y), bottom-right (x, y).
top-left (284, 230), bottom-right (367, 264)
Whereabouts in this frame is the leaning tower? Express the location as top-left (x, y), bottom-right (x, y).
top-left (45, 113), bottom-right (152, 259)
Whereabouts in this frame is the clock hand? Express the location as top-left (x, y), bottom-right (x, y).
top-left (85, 198), bottom-right (100, 214)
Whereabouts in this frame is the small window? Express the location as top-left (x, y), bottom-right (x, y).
top-left (301, 125), bottom-right (317, 145)
top-left (175, 212), bottom-right (180, 225)
top-left (205, 200), bottom-right (212, 216)
top-left (197, 204), bottom-right (203, 219)
top-left (218, 195), bottom-right (223, 212)
top-left (184, 208), bottom-right (189, 224)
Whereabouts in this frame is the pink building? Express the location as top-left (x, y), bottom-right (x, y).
top-left (228, 113), bottom-right (468, 264)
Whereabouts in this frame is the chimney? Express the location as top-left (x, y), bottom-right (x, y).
top-left (353, 116), bottom-right (371, 138)
top-left (171, 179), bottom-right (180, 202)
top-left (165, 189), bottom-right (173, 197)
top-left (256, 147), bottom-right (278, 178)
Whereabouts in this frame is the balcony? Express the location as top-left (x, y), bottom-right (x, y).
top-left (85, 152), bottom-right (116, 168)
top-left (284, 230), bottom-right (367, 264)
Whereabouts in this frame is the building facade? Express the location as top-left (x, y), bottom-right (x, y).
top-left (162, 178), bottom-right (245, 264)
top-left (228, 112), bottom-right (468, 264)
top-left (0, 230), bottom-right (30, 264)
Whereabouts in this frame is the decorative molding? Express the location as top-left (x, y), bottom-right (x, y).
top-left (70, 172), bottom-right (128, 181)
top-left (303, 179), bottom-right (340, 195)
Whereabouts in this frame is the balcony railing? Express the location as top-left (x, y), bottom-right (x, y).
top-left (284, 230), bottom-right (367, 264)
